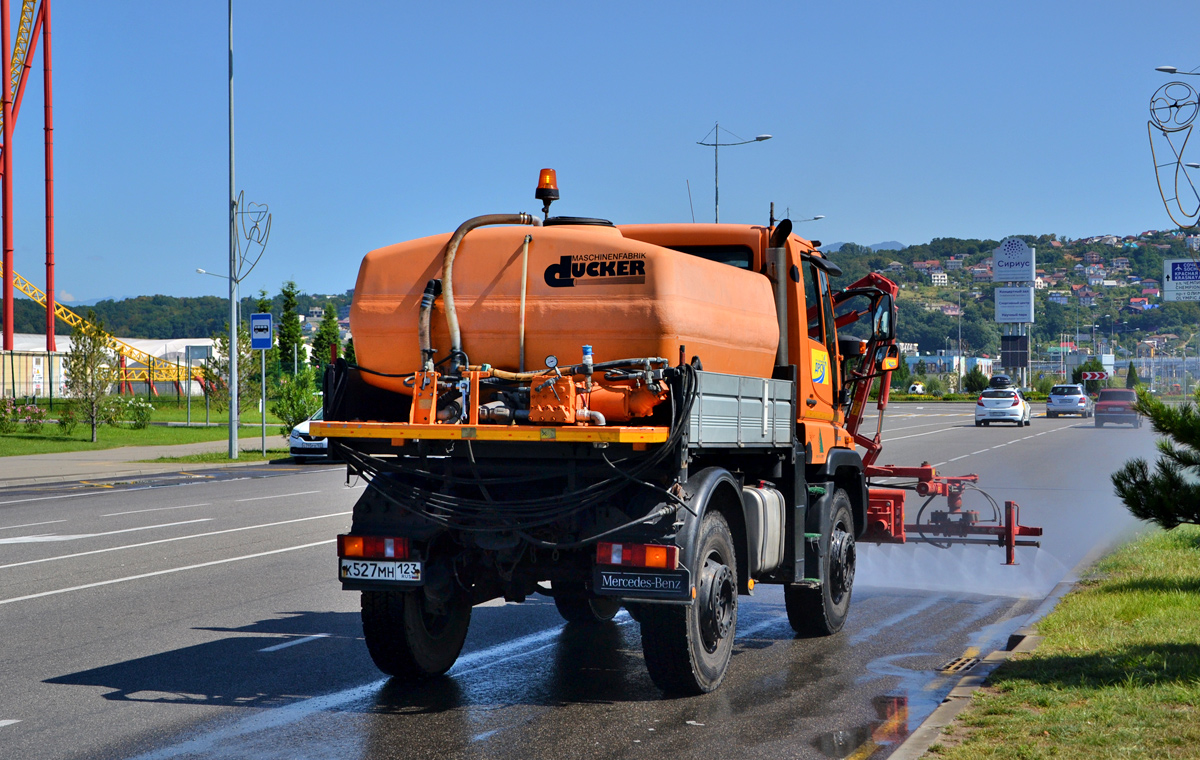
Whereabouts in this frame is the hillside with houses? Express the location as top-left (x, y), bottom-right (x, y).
top-left (826, 229), bottom-right (1200, 367)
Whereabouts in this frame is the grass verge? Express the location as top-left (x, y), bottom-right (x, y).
top-left (930, 525), bottom-right (1200, 759)
top-left (139, 449), bottom-right (292, 464)
top-left (0, 425), bottom-right (245, 457)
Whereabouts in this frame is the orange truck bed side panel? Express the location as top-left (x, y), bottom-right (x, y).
top-left (351, 224), bottom-right (780, 394)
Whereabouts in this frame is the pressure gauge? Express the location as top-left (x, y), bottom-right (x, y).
top-left (544, 355), bottom-right (559, 369)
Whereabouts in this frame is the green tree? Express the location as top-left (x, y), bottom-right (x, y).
top-left (270, 366), bottom-right (322, 437)
top-left (915, 359), bottom-right (928, 375)
top-left (309, 302), bottom-right (341, 369)
top-left (63, 310), bottom-right (118, 443)
top-left (344, 336), bottom-right (356, 365)
top-left (1111, 389), bottom-right (1200, 529)
top-left (204, 322), bottom-right (255, 415)
top-left (1126, 361), bottom-right (1140, 388)
top-left (277, 280), bottom-right (302, 374)
top-left (963, 366), bottom-right (989, 393)
top-left (1072, 358), bottom-right (1106, 394)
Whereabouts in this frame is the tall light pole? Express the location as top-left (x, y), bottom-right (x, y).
top-left (696, 123), bottom-right (771, 222)
top-left (228, 0), bottom-right (238, 459)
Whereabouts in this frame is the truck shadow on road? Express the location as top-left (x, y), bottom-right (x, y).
top-left (45, 610), bottom-right (374, 707)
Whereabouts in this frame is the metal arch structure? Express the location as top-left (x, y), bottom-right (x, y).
top-left (1148, 80), bottom-right (1200, 231)
top-left (1, 0), bottom-right (55, 352)
top-left (0, 2), bottom-right (202, 391)
top-left (0, 262), bottom-right (204, 387)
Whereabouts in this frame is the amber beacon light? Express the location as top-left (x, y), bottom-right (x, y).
top-left (535, 168), bottom-right (559, 217)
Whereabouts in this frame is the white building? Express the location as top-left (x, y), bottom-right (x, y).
top-left (931, 271), bottom-right (948, 286)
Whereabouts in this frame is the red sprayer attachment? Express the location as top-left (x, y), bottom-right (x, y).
top-left (862, 463), bottom-right (1042, 565)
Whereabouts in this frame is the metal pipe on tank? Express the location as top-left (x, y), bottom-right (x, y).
top-left (442, 214), bottom-right (541, 367)
top-left (519, 234), bottom-right (531, 372)
top-left (769, 247), bottom-right (788, 365)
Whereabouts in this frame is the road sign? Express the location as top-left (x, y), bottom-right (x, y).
top-left (250, 313), bottom-right (273, 350)
top-left (1081, 371), bottom-right (1109, 380)
top-left (1163, 259), bottom-right (1200, 301)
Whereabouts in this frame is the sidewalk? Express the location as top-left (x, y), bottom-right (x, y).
top-left (0, 439), bottom-right (284, 488)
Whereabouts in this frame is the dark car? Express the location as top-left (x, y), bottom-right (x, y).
top-left (1095, 389), bottom-right (1140, 428)
top-left (988, 374), bottom-right (1013, 389)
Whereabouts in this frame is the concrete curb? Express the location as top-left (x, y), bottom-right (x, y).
top-left (888, 532), bottom-right (1140, 759)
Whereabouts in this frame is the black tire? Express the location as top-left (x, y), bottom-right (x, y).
top-left (293, 456), bottom-right (308, 464)
top-left (1096, 419), bottom-right (1104, 428)
top-left (361, 588), bottom-right (471, 681)
top-left (974, 420), bottom-right (982, 427)
top-left (983, 421), bottom-right (990, 427)
top-left (785, 489), bottom-right (855, 637)
top-left (1024, 418), bottom-right (1031, 427)
top-left (554, 587), bottom-right (621, 624)
top-left (639, 511), bottom-right (737, 695)
top-left (1048, 412), bottom-right (1057, 419)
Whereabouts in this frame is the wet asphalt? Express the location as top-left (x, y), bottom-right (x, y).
top-left (0, 404), bottom-right (1156, 759)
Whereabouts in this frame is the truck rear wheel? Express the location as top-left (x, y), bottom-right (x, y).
top-left (785, 489), bottom-right (855, 637)
top-left (639, 511), bottom-right (737, 695)
top-left (554, 584), bottom-right (621, 624)
top-left (361, 588), bottom-right (471, 680)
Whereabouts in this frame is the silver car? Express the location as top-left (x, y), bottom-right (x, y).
top-left (974, 388), bottom-right (1032, 427)
top-left (289, 408), bottom-right (331, 462)
top-left (1046, 384), bottom-right (1093, 418)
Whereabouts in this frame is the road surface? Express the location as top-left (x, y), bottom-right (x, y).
top-left (0, 404), bottom-right (1153, 759)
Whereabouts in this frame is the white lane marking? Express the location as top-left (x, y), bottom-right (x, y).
top-left (103, 503), bottom-right (211, 517)
top-left (0, 540), bottom-right (333, 606)
top-left (883, 428), bottom-right (961, 443)
top-left (0, 719), bottom-right (20, 728)
top-left (0, 519), bottom-right (66, 532)
top-left (970, 450), bottom-right (988, 456)
top-left (0, 511), bottom-right (351, 570)
top-left (0, 491), bottom-right (97, 506)
top-left (948, 455), bottom-right (969, 462)
top-left (0, 519), bottom-right (213, 544)
top-left (932, 462), bottom-right (947, 467)
top-left (258, 634), bottom-right (330, 652)
top-left (236, 490), bottom-right (320, 502)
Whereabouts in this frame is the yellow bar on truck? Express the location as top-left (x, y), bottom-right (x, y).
top-left (310, 421), bottom-right (669, 444)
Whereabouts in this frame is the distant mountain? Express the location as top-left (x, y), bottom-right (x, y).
top-left (819, 241), bottom-right (906, 253)
top-left (63, 296), bottom-right (132, 307)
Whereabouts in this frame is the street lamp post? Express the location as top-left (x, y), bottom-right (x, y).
top-left (696, 123), bottom-right (771, 223)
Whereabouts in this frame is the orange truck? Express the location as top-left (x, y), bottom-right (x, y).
top-left (313, 170), bottom-right (1039, 694)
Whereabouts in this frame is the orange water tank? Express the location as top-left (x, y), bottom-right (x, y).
top-left (350, 222), bottom-right (780, 393)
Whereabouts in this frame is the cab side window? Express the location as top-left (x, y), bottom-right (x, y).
top-left (804, 263), bottom-right (822, 340)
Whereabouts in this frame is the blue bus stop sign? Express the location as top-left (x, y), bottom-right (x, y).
top-left (250, 313), bottom-right (273, 350)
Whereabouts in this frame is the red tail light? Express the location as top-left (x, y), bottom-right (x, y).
top-left (1077, 398), bottom-right (1085, 405)
top-left (977, 397), bottom-right (985, 406)
top-left (337, 534), bottom-right (410, 560)
top-left (1011, 397), bottom-right (1021, 407)
top-left (596, 542), bottom-right (679, 570)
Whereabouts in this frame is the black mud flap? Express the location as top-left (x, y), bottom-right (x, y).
top-left (593, 565), bottom-right (693, 602)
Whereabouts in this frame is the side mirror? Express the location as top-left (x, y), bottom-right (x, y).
top-left (878, 344), bottom-right (900, 371)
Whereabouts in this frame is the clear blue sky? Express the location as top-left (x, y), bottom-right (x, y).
top-left (6, 1), bottom-right (1199, 302)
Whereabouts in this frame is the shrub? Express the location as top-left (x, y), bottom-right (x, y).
top-left (0, 397), bottom-right (15, 434)
top-left (57, 402), bottom-right (78, 434)
top-left (270, 367), bottom-right (321, 437)
top-left (125, 398), bottom-right (154, 429)
top-left (20, 403), bottom-right (47, 433)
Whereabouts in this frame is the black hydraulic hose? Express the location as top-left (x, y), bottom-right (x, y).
top-left (417, 278), bottom-right (443, 372)
top-left (442, 213), bottom-right (541, 366)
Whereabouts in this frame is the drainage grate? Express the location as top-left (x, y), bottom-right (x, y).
top-left (939, 656), bottom-right (980, 675)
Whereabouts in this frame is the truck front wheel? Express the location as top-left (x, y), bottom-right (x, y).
top-left (639, 511), bottom-right (737, 695)
top-left (785, 489), bottom-right (855, 636)
top-left (361, 588), bottom-right (471, 681)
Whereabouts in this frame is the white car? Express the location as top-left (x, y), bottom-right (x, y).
top-left (974, 388), bottom-right (1032, 427)
top-left (289, 408), bottom-right (331, 462)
